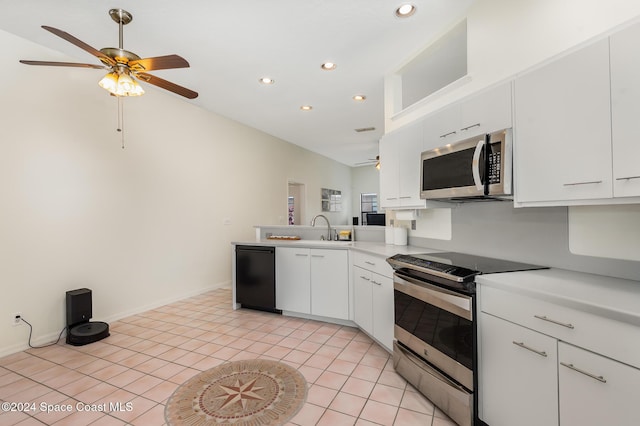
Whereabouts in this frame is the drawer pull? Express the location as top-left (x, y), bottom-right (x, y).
top-left (365, 261), bottom-right (376, 266)
top-left (460, 123), bottom-right (481, 131)
top-left (440, 130), bottom-right (457, 138)
top-left (563, 180), bottom-right (603, 187)
top-left (372, 280), bottom-right (382, 286)
top-left (534, 315), bottom-right (575, 329)
top-left (295, 254), bottom-right (308, 257)
top-left (560, 362), bottom-right (606, 383)
top-left (616, 175), bottom-right (640, 181)
top-left (512, 341), bottom-right (548, 357)
top-left (360, 276), bottom-right (370, 281)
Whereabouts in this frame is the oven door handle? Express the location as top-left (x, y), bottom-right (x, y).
top-left (394, 272), bottom-right (473, 321)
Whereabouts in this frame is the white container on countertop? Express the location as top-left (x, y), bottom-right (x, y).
top-left (394, 227), bottom-right (407, 246)
top-left (385, 226), bottom-right (394, 244)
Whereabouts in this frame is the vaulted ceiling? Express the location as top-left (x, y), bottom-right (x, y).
top-left (0, 0), bottom-right (472, 166)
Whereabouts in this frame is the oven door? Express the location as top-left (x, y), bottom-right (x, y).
top-left (393, 271), bottom-right (474, 390)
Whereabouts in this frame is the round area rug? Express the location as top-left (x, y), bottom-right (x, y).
top-left (165, 359), bottom-right (308, 426)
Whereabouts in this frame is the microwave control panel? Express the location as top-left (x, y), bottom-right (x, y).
top-left (487, 142), bottom-right (502, 184)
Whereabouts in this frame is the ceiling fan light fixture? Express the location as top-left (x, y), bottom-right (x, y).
top-left (99, 71), bottom-right (144, 96)
top-left (98, 72), bottom-right (119, 93)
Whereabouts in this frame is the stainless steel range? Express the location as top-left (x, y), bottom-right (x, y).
top-left (387, 252), bottom-right (547, 426)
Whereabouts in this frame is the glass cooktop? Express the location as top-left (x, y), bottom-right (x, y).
top-left (387, 251), bottom-right (547, 283)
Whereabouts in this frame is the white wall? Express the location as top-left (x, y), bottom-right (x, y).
top-left (0, 30), bottom-right (352, 356)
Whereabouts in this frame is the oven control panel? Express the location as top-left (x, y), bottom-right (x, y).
top-left (387, 254), bottom-right (478, 283)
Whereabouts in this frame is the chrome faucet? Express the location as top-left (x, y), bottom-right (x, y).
top-left (310, 214), bottom-right (332, 240)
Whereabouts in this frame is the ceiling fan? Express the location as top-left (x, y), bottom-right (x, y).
top-left (20, 8), bottom-right (198, 99)
top-left (355, 155), bottom-right (381, 169)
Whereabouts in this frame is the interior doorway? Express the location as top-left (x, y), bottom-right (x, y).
top-left (288, 182), bottom-right (305, 225)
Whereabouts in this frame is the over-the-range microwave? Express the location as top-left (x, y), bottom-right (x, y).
top-left (420, 128), bottom-right (512, 201)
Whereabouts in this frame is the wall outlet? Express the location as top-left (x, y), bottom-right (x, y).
top-left (11, 312), bottom-right (21, 326)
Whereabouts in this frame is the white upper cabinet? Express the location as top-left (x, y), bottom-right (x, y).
top-left (423, 82), bottom-right (513, 150)
top-left (610, 22), bottom-right (640, 198)
top-left (379, 120), bottom-right (425, 209)
top-left (514, 39), bottom-right (613, 204)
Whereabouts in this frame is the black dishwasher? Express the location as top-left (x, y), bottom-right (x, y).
top-left (235, 245), bottom-right (280, 313)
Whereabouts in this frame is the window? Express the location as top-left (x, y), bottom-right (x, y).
top-left (360, 193), bottom-right (378, 225)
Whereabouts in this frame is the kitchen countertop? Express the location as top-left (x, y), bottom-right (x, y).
top-left (477, 268), bottom-right (640, 327)
top-left (232, 239), bottom-right (433, 257)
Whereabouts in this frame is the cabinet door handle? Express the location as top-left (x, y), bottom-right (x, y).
top-left (372, 280), bottom-right (382, 286)
top-left (295, 254), bottom-right (308, 257)
top-left (512, 341), bottom-right (548, 357)
top-left (616, 175), bottom-right (640, 181)
top-left (563, 180), bottom-right (603, 187)
top-left (311, 255), bottom-right (325, 258)
top-left (386, 197), bottom-right (398, 201)
top-left (460, 123), bottom-right (481, 131)
top-left (360, 276), bottom-right (370, 281)
top-left (399, 196), bottom-right (412, 199)
top-left (365, 261), bottom-right (376, 266)
top-left (439, 130), bottom-right (457, 138)
top-left (560, 362), bottom-right (607, 383)
top-left (534, 315), bottom-right (575, 329)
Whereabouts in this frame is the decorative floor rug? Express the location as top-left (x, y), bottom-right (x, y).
top-left (165, 359), bottom-right (308, 426)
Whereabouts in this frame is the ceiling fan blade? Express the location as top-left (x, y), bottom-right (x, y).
top-left (42, 25), bottom-right (116, 66)
top-left (135, 72), bottom-right (198, 99)
top-left (129, 54), bottom-right (190, 71)
top-left (20, 60), bottom-right (108, 69)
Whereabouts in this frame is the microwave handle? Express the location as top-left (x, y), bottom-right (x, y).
top-left (471, 138), bottom-right (485, 190)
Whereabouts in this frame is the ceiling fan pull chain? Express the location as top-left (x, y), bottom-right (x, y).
top-left (117, 96), bottom-right (125, 149)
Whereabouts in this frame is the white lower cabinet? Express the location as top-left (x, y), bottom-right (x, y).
top-left (276, 247), bottom-right (311, 313)
top-left (558, 342), bottom-right (640, 426)
top-left (352, 252), bottom-right (394, 352)
top-left (479, 284), bottom-right (640, 426)
top-left (310, 249), bottom-right (349, 320)
top-left (353, 267), bottom-right (373, 334)
top-left (276, 247), bottom-right (349, 320)
top-left (479, 312), bottom-right (558, 426)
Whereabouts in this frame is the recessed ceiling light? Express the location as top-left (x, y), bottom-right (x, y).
top-left (321, 62), bottom-right (337, 71)
top-left (395, 4), bottom-right (416, 18)
top-left (259, 77), bottom-right (275, 85)
top-left (353, 95), bottom-right (367, 101)
top-left (300, 105), bottom-right (313, 111)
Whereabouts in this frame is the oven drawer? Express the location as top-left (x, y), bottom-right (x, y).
top-left (352, 251), bottom-right (393, 278)
top-left (480, 285), bottom-right (640, 369)
top-left (394, 341), bottom-right (472, 426)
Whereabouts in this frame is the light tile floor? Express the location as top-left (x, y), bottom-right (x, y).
top-left (0, 288), bottom-right (456, 426)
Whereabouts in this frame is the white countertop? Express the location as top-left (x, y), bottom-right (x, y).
top-left (232, 239), bottom-right (433, 257)
top-left (477, 269), bottom-right (640, 326)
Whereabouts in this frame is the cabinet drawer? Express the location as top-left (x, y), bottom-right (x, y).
top-left (479, 312), bottom-right (558, 426)
top-left (481, 286), bottom-right (640, 369)
top-left (352, 251), bottom-right (393, 278)
top-left (559, 342), bottom-right (640, 426)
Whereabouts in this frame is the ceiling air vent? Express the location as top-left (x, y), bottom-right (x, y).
top-left (354, 127), bottom-right (376, 133)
